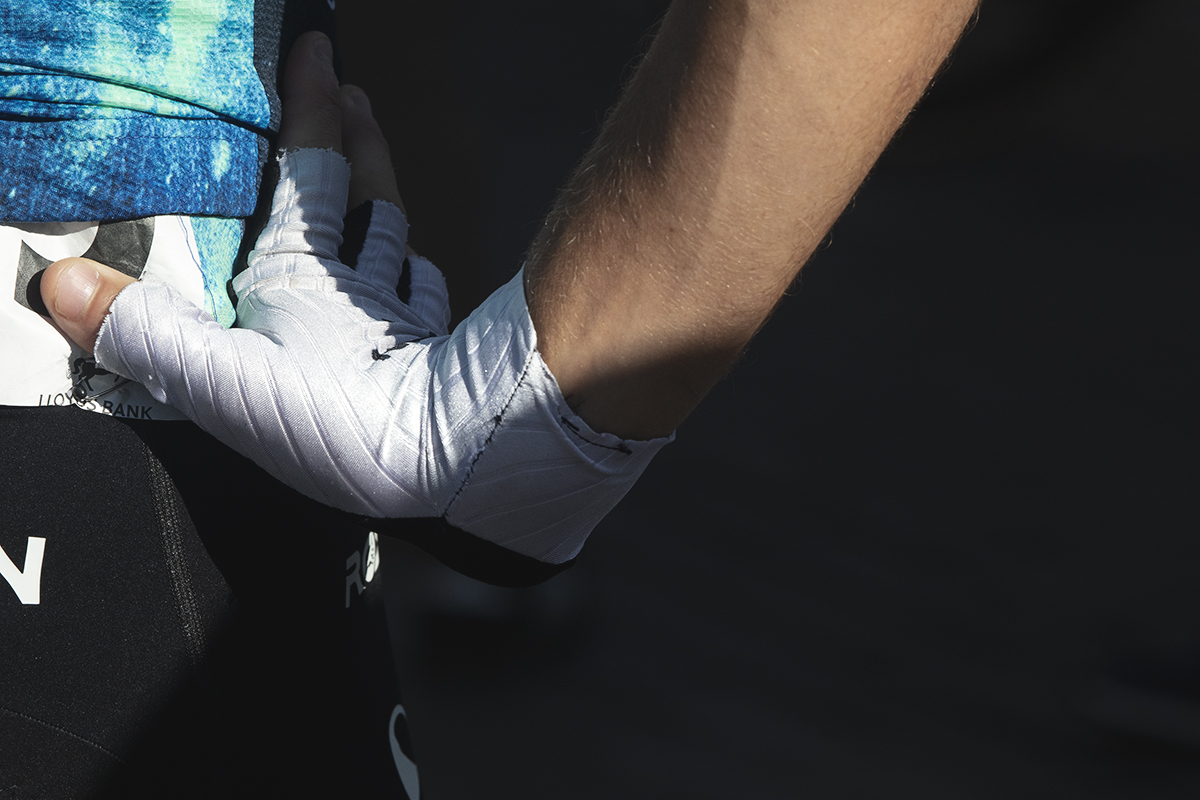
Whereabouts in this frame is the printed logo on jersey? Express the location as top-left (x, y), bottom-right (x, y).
top-left (20, 220), bottom-right (154, 405)
top-left (0, 537), bottom-right (46, 605)
top-left (345, 531), bottom-right (381, 608)
top-left (13, 218), bottom-right (154, 316)
top-left (389, 704), bottom-right (420, 799)
top-left (1, 217), bottom-right (204, 416)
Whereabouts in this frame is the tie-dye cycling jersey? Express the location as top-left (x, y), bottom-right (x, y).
top-left (0, 0), bottom-right (281, 222)
top-left (0, 0), bottom-right (286, 414)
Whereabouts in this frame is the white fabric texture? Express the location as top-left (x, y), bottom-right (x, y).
top-left (94, 148), bottom-right (670, 564)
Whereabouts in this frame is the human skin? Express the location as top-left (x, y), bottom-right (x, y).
top-left (43, 0), bottom-right (979, 441)
top-left (523, 0), bottom-right (980, 439)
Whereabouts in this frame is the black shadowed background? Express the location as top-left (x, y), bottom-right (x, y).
top-left (336, 1), bottom-right (1200, 797)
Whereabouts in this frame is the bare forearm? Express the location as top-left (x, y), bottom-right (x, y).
top-left (525, 0), bottom-right (978, 439)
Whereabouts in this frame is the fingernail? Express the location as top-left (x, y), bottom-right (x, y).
top-left (312, 33), bottom-right (333, 66)
top-left (344, 85), bottom-right (372, 112)
top-left (54, 262), bottom-right (99, 321)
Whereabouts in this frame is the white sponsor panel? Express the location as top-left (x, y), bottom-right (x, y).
top-left (0, 216), bottom-right (206, 419)
top-left (389, 704), bottom-right (420, 799)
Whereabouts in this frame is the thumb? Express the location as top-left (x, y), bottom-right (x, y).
top-left (42, 257), bottom-right (137, 353)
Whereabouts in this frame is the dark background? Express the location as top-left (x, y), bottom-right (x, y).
top-left (337, 1), bottom-right (1200, 797)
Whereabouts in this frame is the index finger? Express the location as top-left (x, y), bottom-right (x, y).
top-left (340, 85), bottom-right (405, 213)
top-left (277, 32), bottom-right (344, 153)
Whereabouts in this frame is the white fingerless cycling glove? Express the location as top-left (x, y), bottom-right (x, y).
top-left (95, 149), bottom-right (670, 565)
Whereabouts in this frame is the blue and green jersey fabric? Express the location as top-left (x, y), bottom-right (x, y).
top-left (0, 0), bottom-right (281, 222)
top-left (0, 0), bottom-right (287, 326)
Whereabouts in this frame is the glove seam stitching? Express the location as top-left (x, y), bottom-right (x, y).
top-left (441, 348), bottom-right (537, 518)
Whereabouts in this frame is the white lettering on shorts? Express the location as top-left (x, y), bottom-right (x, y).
top-left (389, 704), bottom-right (420, 799)
top-left (0, 537), bottom-right (46, 605)
top-left (364, 531), bottom-right (380, 583)
top-left (345, 532), bottom-right (381, 609)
